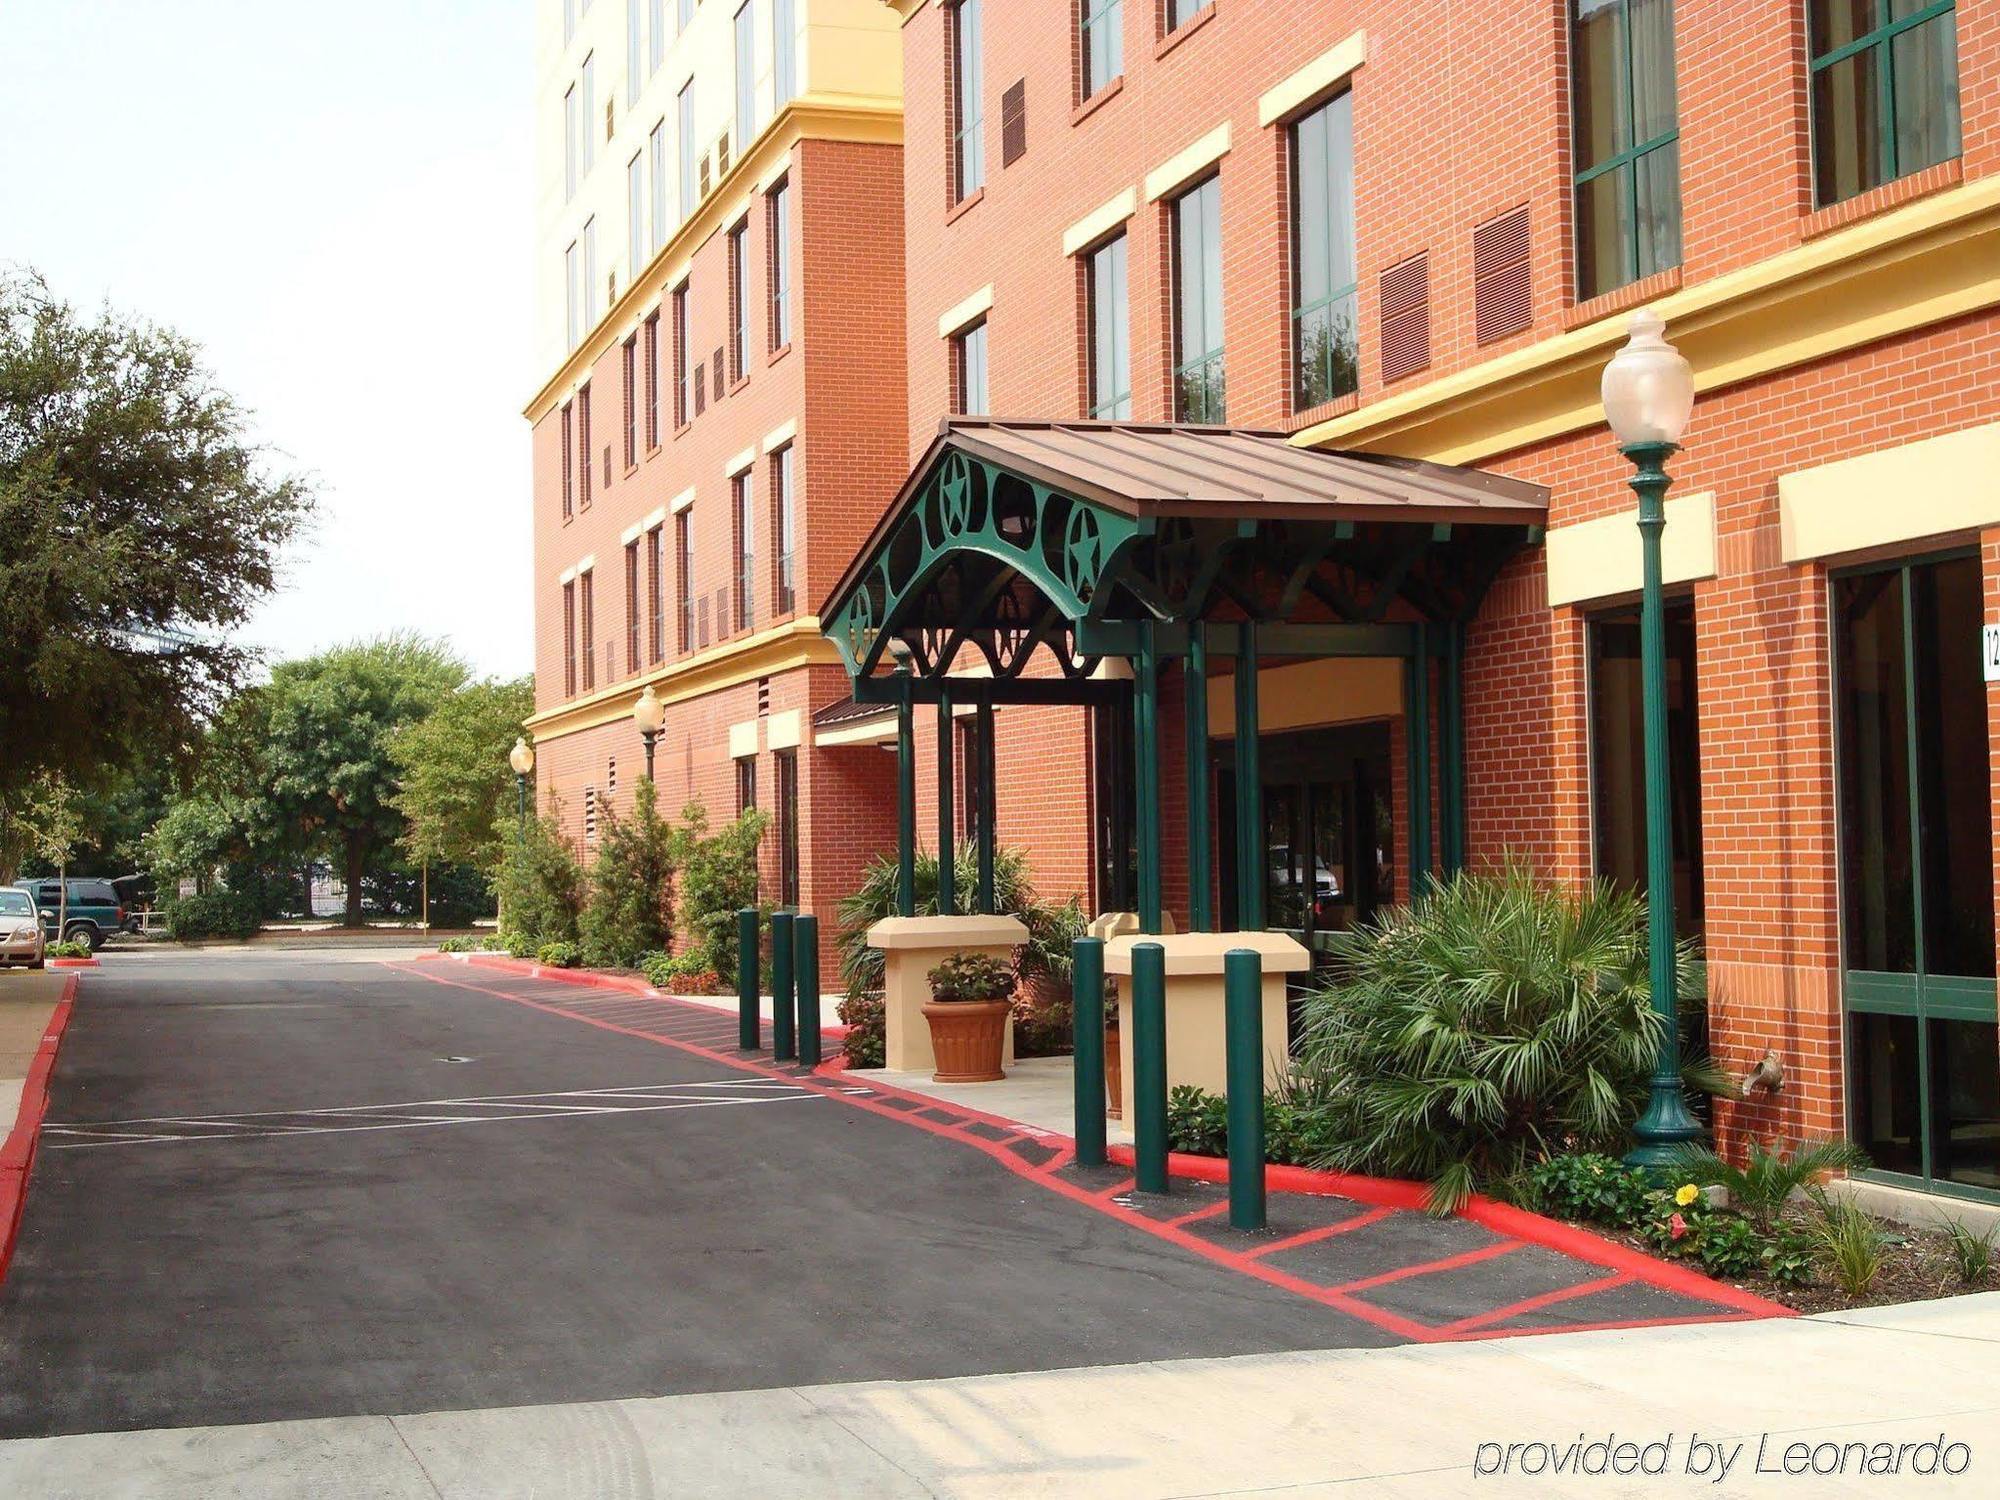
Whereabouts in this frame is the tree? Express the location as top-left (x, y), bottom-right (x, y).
top-left (672, 800), bottom-right (769, 983)
top-left (0, 270), bottom-right (312, 806)
top-left (579, 779), bottom-right (676, 968)
top-left (3, 773), bottom-right (87, 931)
top-left (495, 803), bottom-right (587, 955)
top-left (389, 675), bottom-right (534, 876)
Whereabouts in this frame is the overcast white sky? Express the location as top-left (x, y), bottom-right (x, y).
top-left (1, 0), bottom-right (536, 681)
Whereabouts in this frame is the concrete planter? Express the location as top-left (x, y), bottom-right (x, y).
top-left (921, 998), bottom-right (1010, 1083)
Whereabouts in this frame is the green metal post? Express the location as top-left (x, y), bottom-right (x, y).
top-left (736, 907), bottom-right (760, 1050)
top-left (515, 773), bottom-right (528, 849)
top-left (1134, 621), bottom-right (1163, 933)
top-left (771, 910), bottom-right (796, 1062)
top-left (975, 698), bottom-right (997, 914)
top-left (937, 688), bottom-right (956, 915)
top-left (1406, 625), bottom-right (1432, 892)
top-left (794, 913), bottom-right (821, 1067)
top-left (1071, 936), bottom-right (1107, 1167)
top-left (1622, 440), bottom-right (1705, 1168)
top-left (1184, 624), bottom-right (1212, 931)
top-left (1441, 623), bottom-right (1465, 875)
top-left (895, 669), bottom-right (915, 917)
top-left (1234, 621), bottom-right (1263, 931)
top-left (1224, 947), bottom-right (1266, 1231)
top-left (1131, 940), bottom-right (1169, 1194)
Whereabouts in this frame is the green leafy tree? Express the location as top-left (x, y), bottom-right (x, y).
top-left (0, 270), bottom-right (312, 807)
top-left (0, 773), bottom-right (88, 928)
top-left (495, 803), bottom-right (587, 955)
top-left (579, 779), bottom-right (677, 967)
top-left (390, 675), bottom-right (534, 876)
top-left (672, 800), bottom-right (769, 982)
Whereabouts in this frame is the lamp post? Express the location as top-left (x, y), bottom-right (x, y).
top-left (508, 737), bottom-right (535, 847)
top-left (632, 685), bottom-right (664, 781)
top-left (1601, 308), bottom-right (1704, 1169)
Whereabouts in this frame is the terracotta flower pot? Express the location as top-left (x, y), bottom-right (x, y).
top-left (1105, 1011), bottom-right (1122, 1120)
top-left (922, 997), bottom-right (1010, 1083)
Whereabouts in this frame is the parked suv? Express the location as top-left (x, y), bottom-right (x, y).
top-left (0, 887), bottom-right (43, 969)
top-left (24, 878), bottom-right (125, 951)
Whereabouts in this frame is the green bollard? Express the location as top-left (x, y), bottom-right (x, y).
top-left (1132, 941), bottom-right (1169, 1195)
top-left (736, 908), bottom-right (760, 1051)
top-left (771, 911), bottom-right (796, 1062)
top-left (1071, 937), bottom-right (1107, 1167)
top-left (795, 913), bottom-right (821, 1067)
top-left (1224, 947), bottom-right (1267, 1231)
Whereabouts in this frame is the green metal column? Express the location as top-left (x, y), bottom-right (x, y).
top-left (1071, 936), bottom-right (1107, 1167)
top-left (976, 697), bottom-right (997, 914)
top-left (1134, 620), bottom-right (1163, 933)
top-left (736, 907), bottom-right (760, 1050)
top-left (1234, 621), bottom-right (1263, 931)
top-left (1184, 624), bottom-right (1212, 931)
top-left (1622, 440), bottom-right (1704, 1167)
top-left (1224, 947), bottom-right (1266, 1230)
top-left (770, 910), bottom-right (796, 1062)
top-left (1441, 623), bottom-right (1465, 875)
top-left (895, 671), bottom-right (916, 917)
top-left (1406, 625), bottom-right (1432, 892)
top-left (1131, 940), bottom-right (1169, 1194)
top-left (937, 687), bottom-right (957, 915)
top-left (794, 913), bottom-right (821, 1067)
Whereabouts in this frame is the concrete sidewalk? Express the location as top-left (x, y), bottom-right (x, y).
top-left (4, 1293), bottom-right (1994, 1498)
top-left (0, 971), bottom-right (66, 1131)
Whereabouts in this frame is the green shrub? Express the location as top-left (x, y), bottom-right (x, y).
top-left (837, 991), bottom-right (885, 1067)
top-left (162, 889), bottom-right (262, 941)
top-left (1665, 1137), bottom-right (1868, 1229)
top-left (1815, 1197), bottom-right (1890, 1297)
top-left (437, 936), bottom-right (475, 953)
top-left (479, 933), bottom-right (506, 951)
top-left (46, 938), bottom-right (93, 959)
top-left (579, 780), bottom-right (676, 968)
top-left (1526, 1153), bottom-right (1654, 1228)
top-left (535, 940), bottom-right (581, 969)
top-left (926, 950), bottom-right (1016, 1002)
top-left (495, 806), bottom-right (585, 954)
top-left (1945, 1219), bottom-right (1997, 1285)
top-left (671, 800), bottom-right (768, 983)
top-left (1294, 865), bottom-right (1729, 1213)
top-left (641, 949), bottom-right (722, 994)
top-left (1166, 1084), bottom-right (1229, 1157)
top-left (835, 845), bottom-right (1074, 996)
top-left (1762, 1225), bottom-right (1819, 1287)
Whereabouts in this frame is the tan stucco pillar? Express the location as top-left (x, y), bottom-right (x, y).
top-left (1103, 932), bottom-right (1310, 1118)
top-left (865, 914), bottom-right (1029, 1074)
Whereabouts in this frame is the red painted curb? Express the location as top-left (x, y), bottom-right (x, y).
top-left (1105, 1144), bottom-right (1791, 1317)
top-left (448, 952), bottom-right (850, 1038)
top-left (47, 958), bottom-right (97, 970)
top-left (0, 975), bottom-right (80, 1287)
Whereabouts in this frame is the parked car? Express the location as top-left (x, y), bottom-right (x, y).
top-left (0, 886), bottom-right (44, 969)
top-left (23, 877), bottom-right (126, 951)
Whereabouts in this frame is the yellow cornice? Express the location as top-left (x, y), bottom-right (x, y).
top-left (525, 95), bottom-right (904, 424)
top-left (887, 0), bottom-right (926, 21)
top-left (1294, 174), bottom-right (2000, 466)
top-left (526, 618), bottom-right (839, 741)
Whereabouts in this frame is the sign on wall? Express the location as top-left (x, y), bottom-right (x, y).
top-left (1984, 624), bottom-right (2000, 683)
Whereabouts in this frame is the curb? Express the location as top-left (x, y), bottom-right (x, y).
top-left (48, 958), bottom-right (98, 970)
top-left (440, 952), bottom-right (850, 1038)
top-left (0, 974), bottom-right (80, 1287)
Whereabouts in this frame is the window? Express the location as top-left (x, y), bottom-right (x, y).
top-left (624, 540), bottom-right (641, 673)
top-left (951, 0), bottom-right (985, 199)
top-left (676, 509), bottom-right (695, 651)
top-left (1809, 0), bottom-right (1959, 208)
top-left (621, 337), bottom-right (638, 468)
top-left (627, 0), bottom-right (642, 105)
top-left (1080, 0), bottom-right (1122, 98)
top-left (767, 176), bottom-right (792, 348)
top-left (733, 471), bottom-right (755, 632)
top-left (648, 121), bottom-right (668, 252)
top-left (647, 523), bottom-right (665, 662)
top-left (678, 0), bottom-right (692, 33)
top-left (1086, 233), bottom-right (1130, 419)
top-left (1166, 0), bottom-right (1204, 28)
top-left (627, 152), bottom-right (646, 274)
top-left (560, 400), bottom-right (575, 519)
top-left (775, 748), bottom-right (799, 907)
top-left (581, 54), bottom-right (596, 173)
top-left (772, 444), bottom-right (797, 615)
top-left (672, 282), bottom-right (690, 427)
top-left (953, 319), bottom-right (989, 416)
top-left (736, 755), bottom-right (758, 815)
top-left (735, 2), bottom-right (756, 147)
top-left (565, 85), bottom-right (580, 200)
top-left (565, 0), bottom-right (578, 44)
top-left (1291, 92), bottom-right (1359, 408)
top-left (774, 0), bottom-right (797, 108)
top-left (649, 0), bottom-right (665, 74)
top-left (563, 580), bottom-right (578, 696)
top-left (727, 219), bottom-right (749, 382)
top-left (1588, 598), bottom-right (1702, 937)
top-left (579, 568), bottom-right (596, 690)
top-left (1572, 0), bottom-right (1680, 301)
top-left (576, 382), bottom-right (593, 507)
top-left (643, 311), bottom-right (660, 448)
top-left (1172, 175), bottom-right (1224, 423)
top-left (565, 240), bottom-right (581, 347)
top-left (678, 81), bottom-right (696, 222)
top-left (583, 216), bottom-right (599, 330)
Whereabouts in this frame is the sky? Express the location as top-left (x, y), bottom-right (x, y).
top-left (1, 0), bottom-right (536, 681)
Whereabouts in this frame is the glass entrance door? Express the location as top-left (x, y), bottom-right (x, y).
top-left (1834, 553), bottom-right (2000, 1195)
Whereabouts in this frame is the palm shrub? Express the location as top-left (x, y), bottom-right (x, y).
top-left (1295, 865), bottom-right (1730, 1213)
top-left (579, 780), bottom-right (676, 968)
top-left (670, 799), bottom-right (769, 983)
top-left (1664, 1137), bottom-right (1868, 1229)
top-left (836, 845), bottom-right (1079, 993)
top-left (494, 804), bottom-right (586, 956)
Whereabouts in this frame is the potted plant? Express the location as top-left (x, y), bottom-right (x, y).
top-left (923, 951), bottom-right (1017, 1083)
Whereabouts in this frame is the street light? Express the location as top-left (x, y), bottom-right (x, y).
top-left (632, 685), bottom-right (665, 781)
top-left (1601, 308), bottom-right (1703, 1169)
top-left (509, 737), bottom-right (534, 847)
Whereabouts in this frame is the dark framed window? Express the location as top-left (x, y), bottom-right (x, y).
top-left (951, 0), bottom-right (985, 199)
top-left (1290, 91), bottom-right (1358, 409)
top-left (736, 754), bottom-right (758, 815)
top-left (1171, 174), bottom-right (1224, 423)
top-left (774, 0), bottom-right (797, 106)
top-left (675, 509), bottom-right (694, 653)
top-left (734, 1), bottom-right (755, 146)
top-left (767, 176), bottom-right (792, 349)
top-left (732, 471), bottom-right (755, 632)
top-left (1809, 0), bottom-right (1960, 208)
top-left (1086, 234), bottom-right (1131, 419)
top-left (775, 748), bottom-right (800, 907)
top-left (727, 218), bottom-right (749, 383)
top-left (624, 540), bottom-right (640, 674)
top-left (953, 319), bottom-right (989, 416)
top-left (562, 579), bottom-right (578, 696)
top-left (772, 444), bottom-right (797, 616)
top-left (1572, 0), bottom-right (1680, 301)
top-left (647, 523), bottom-right (665, 663)
top-left (1166, 0), bottom-right (1205, 30)
top-left (643, 312), bottom-right (660, 448)
top-left (1587, 596), bottom-right (1703, 937)
top-left (677, 80), bottom-right (695, 221)
top-left (560, 400), bottom-right (574, 519)
top-left (578, 568), bottom-right (596, 690)
top-left (576, 383), bottom-right (593, 507)
top-left (1080, 0), bottom-right (1122, 99)
top-left (671, 283), bottom-right (690, 428)
top-left (621, 335), bottom-right (638, 469)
